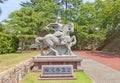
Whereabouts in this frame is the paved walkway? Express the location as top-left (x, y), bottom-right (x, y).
top-left (79, 51), bottom-right (120, 71)
top-left (75, 52), bottom-right (120, 83)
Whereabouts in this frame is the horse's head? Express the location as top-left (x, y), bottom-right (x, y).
top-left (67, 22), bottom-right (74, 33)
top-left (61, 22), bottom-right (74, 36)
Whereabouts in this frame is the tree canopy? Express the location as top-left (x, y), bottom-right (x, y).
top-left (1, 0), bottom-right (120, 50)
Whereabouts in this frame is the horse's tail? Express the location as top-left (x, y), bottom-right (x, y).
top-left (35, 37), bottom-right (44, 44)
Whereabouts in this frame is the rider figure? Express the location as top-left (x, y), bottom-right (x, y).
top-left (45, 16), bottom-right (65, 44)
top-left (54, 16), bottom-right (66, 44)
top-left (53, 16), bottom-right (64, 37)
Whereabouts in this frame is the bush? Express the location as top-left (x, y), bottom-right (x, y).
top-left (0, 33), bottom-right (19, 54)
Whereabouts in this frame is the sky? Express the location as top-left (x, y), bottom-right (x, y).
top-left (0, 0), bottom-right (30, 22)
top-left (0, 0), bottom-right (94, 22)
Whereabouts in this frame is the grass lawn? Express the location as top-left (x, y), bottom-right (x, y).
top-left (20, 72), bottom-right (92, 83)
top-left (0, 51), bottom-right (39, 72)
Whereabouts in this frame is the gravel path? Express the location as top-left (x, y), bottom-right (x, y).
top-left (75, 52), bottom-right (120, 83)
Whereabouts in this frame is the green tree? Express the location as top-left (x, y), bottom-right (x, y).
top-left (4, 1), bottom-right (60, 51)
top-left (99, 0), bottom-right (120, 28)
top-left (0, 23), bottom-right (3, 31)
top-left (5, 8), bottom-right (37, 52)
top-left (4, 0), bottom-right (111, 51)
top-left (58, 0), bottom-right (82, 22)
top-left (96, 0), bottom-right (120, 50)
top-left (20, 0), bottom-right (60, 34)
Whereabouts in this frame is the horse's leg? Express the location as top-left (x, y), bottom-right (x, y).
top-left (50, 46), bottom-right (59, 56)
top-left (40, 43), bottom-right (45, 55)
top-left (66, 36), bottom-right (76, 56)
top-left (35, 37), bottom-right (44, 55)
top-left (70, 36), bottom-right (76, 47)
top-left (44, 37), bottom-right (59, 56)
top-left (66, 43), bottom-right (73, 55)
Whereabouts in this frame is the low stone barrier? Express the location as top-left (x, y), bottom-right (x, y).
top-left (0, 59), bottom-right (32, 83)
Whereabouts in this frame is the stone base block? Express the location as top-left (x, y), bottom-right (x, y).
top-left (32, 56), bottom-right (83, 72)
top-left (39, 76), bottom-right (76, 80)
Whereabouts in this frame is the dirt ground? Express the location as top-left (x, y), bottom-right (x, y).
top-left (75, 51), bottom-right (120, 72)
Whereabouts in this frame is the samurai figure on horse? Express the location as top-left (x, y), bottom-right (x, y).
top-left (35, 16), bottom-right (76, 56)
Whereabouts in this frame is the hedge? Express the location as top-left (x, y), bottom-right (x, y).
top-left (0, 33), bottom-right (19, 54)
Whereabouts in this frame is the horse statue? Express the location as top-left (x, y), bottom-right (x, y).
top-left (35, 22), bottom-right (76, 56)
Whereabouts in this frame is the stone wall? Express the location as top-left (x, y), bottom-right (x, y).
top-left (0, 59), bottom-right (32, 83)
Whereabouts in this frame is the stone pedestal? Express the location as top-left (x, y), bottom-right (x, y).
top-left (32, 56), bottom-right (83, 72)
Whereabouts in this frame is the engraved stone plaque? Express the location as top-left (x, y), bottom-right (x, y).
top-left (40, 65), bottom-right (76, 80)
top-left (43, 66), bottom-right (72, 74)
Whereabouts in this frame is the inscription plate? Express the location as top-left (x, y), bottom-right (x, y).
top-left (40, 65), bottom-right (76, 80)
top-left (43, 66), bottom-right (72, 74)
top-left (41, 65), bottom-right (73, 76)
